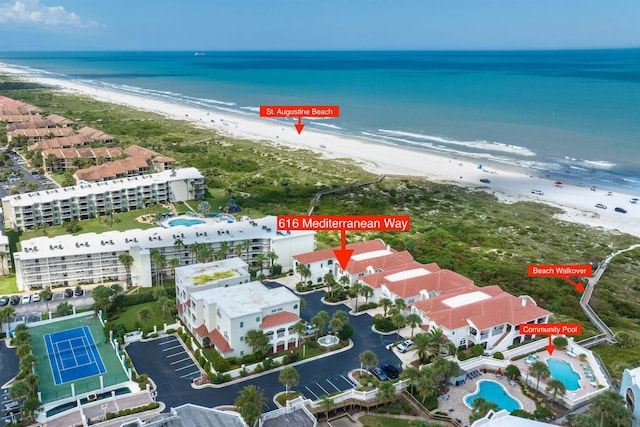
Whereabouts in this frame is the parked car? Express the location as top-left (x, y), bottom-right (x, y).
top-left (479, 178), bottom-right (491, 184)
top-left (305, 323), bottom-right (317, 335)
top-left (21, 294), bottom-right (31, 304)
top-left (381, 363), bottom-right (400, 379)
top-left (531, 189), bottom-right (544, 195)
top-left (74, 286), bottom-right (84, 296)
top-left (595, 203), bottom-right (607, 209)
top-left (9, 295), bottom-right (20, 305)
top-left (396, 339), bottom-right (413, 353)
top-left (0, 296), bottom-right (8, 306)
top-left (32, 293), bottom-right (41, 302)
top-left (369, 366), bottom-right (390, 381)
top-left (64, 288), bottom-right (73, 298)
top-left (614, 207), bottom-right (627, 213)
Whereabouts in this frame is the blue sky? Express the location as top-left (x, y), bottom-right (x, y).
top-left (0, 0), bottom-right (639, 51)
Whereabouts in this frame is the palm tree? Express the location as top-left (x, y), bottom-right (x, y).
top-left (413, 332), bottom-right (431, 364)
top-left (416, 366), bottom-right (438, 404)
top-left (55, 302), bottom-right (73, 317)
top-left (39, 287), bottom-right (52, 312)
top-left (278, 366), bottom-right (300, 397)
top-left (312, 310), bottom-right (330, 337)
top-left (189, 242), bottom-right (200, 263)
top-left (245, 329), bottom-right (270, 354)
top-left (339, 274), bottom-right (350, 288)
top-left (0, 306), bottom-right (15, 332)
top-left (0, 251), bottom-right (6, 275)
top-left (217, 241), bottom-right (230, 260)
top-left (400, 366), bottom-right (420, 394)
top-left (320, 395), bottom-right (334, 420)
top-left (9, 380), bottom-right (31, 401)
top-left (351, 282), bottom-right (363, 311)
top-left (359, 350), bottom-right (377, 372)
top-left (324, 272), bottom-right (336, 298)
top-left (361, 286), bottom-right (374, 304)
top-left (529, 360), bottom-right (550, 394)
top-left (469, 397), bottom-right (499, 423)
top-left (21, 396), bottom-right (42, 421)
top-left (590, 390), bottom-right (631, 427)
top-left (16, 344), bottom-right (32, 358)
top-left (267, 250), bottom-right (278, 275)
top-left (394, 297), bottom-right (407, 312)
top-left (545, 378), bottom-right (566, 406)
top-left (169, 258), bottom-right (180, 276)
top-left (118, 253), bottom-right (134, 286)
top-left (243, 239), bottom-right (252, 262)
top-left (332, 310), bottom-right (349, 329)
top-left (392, 312), bottom-right (406, 339)
top-left (234, 385), bottom-right (267, 427)
top-left (406, 313), bottom-right (423, 338)
top-left (296, 263), bottom-right (311, 284)
top-left (376, 380), bottom-right (396, 410)
top-left (292, 320), bottom-right (307, 348)
top-left (255, 253), bottom-right (267, 273)
top-left (19, 354), bottom-right (38, 374)
top-left (173, 238), bottom-right (184, 253)
top-left (379, 298), bottom-right (393, 317)
top-left (163, 299), bottom-right (175, 320)
top-left (426, 327), bottom-right (455, 358)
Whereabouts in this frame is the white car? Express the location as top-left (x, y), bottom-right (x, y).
top-left (396, 339), bottom-right (413, 353)
top-left (21, 294), bottom-right (31, 304)
top-left (32, 293), bottom-right (41, 302)
top-left (531, 189), bottom-right (544, 195)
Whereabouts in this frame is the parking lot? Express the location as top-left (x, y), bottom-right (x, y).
top-left (2, 389), bottom-right (21, 426)
top-left (0, 151), bottom-right (55, 199)
top-left (303, 373), bottom-right (356, 400)
top-left (156, 335), bottom-right (202, 381)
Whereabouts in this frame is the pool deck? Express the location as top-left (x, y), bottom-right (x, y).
top-left (440, 373), bottom-right (536, 423)
top-left (513, 350), bottom-right (601, 401)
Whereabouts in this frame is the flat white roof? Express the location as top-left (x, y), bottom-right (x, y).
top-left (442, 290), bottom-right (491, 308)
top-left (385, 267), bottom-right (431, 282)
top-left (3, 167), bottom-right (203, 207)
top-left (16, 216), bottom-right (314, 260)
top-left (175, 258), bottom-right (249, 283)
top-left (191, 281), bottom-right (299, 318)
top-left (350, 249), bottom-right (393, 262)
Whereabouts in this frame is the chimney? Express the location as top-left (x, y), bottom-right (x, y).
top-left (521, 298), bottom-right (526, 307)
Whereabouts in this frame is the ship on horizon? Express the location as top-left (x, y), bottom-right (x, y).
top-left (194, 52), bottom-right (205, 57)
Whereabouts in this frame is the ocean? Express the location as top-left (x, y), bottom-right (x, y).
top-left (1, 50), bottom-right (639, 192)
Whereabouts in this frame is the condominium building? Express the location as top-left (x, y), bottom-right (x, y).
top-left (8, 127), bottom-right (74, 143)
top-left (2, 168), bottom-right (204, 231)
top-left (13, 216), bottom-right (315, 290)
top-left (0, 230), bottom-right (10, 276)
top-left (176, 262), bottom-right (301, 358)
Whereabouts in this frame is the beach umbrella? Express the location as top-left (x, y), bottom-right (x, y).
top-left (497, 368), bottom-right (502, 374)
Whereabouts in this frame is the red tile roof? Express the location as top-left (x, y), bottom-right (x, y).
top-left (411, 285), bottom-right (551, 331)
top-left (177, 303), bottom-right (183, 313)
top-left (194, 324), bottom-right (233, 353)
top-left (77, 126), bottom-right (113, 141)
top-left (42, 147), bottom-right (123, 160)
top-left (11, 127), bottom-right (74, 138)
top-left (293, 239), bottom-right (390, 265)
top-left (345, 250), bottom-right (415, 275)
top-left (74, 156), bottom-right (149, 182)
top-left (384, 269), bottom-right (472, 298)
top-left (185, 299), bottom-right (191, 307)
top-left (259, 312), bottom-right (300, 329)
top-left (28, 135), bottom-right (92, 151)
top-left (359, 262), bottom-right (436, 288)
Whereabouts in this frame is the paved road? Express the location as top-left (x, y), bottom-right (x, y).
top-left (126, 289), bottom-right (402, 410)
top-left (0, 340), bottom-right (20, 425)
top-left (0, 152), bottom-right (55, 198)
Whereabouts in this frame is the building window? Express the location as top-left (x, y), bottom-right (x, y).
top-left (240, 321), bottom-right (244, 328)
top-left (317, 277), bottom-right (322, 283)
top-left (240, 336), bottom-right (243, 342)
top-left (328, 259), bottom-right (333, 265)
top-left (217, 308), bottom-right (221, 318)
top-left (256, 316), bottom-right (260, 322)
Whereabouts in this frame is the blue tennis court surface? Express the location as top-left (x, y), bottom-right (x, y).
top-left (43, 326), bottom-right (106, 385)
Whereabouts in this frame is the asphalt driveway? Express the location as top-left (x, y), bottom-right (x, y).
top-left (126, 288), bottom-right (402, 410)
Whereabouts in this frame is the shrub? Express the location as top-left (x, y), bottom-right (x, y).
top-left (389, 408), bottom-right (401, 415)
top-left (338, 324), bottom-right (354, 341)
top-left (165, 328), bottom-right (176, 334)
top-left (505, 364), bottom-right (521, 379)
top-left (372, 315), bottom-right (395, 332)
top-left (553, 336), bottom-right (568, 349)
top-left (493, 351), bottom-right (504, 360)
top-left (470, 344), bottom-right (484, 357)
top-left (377, 407), bottom-right (388, 414)
top-left (241, 353), bottom-right (257, 364)
top-left (423, 396), bottom-right (438, 411)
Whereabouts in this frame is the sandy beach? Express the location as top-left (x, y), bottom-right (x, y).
top-left (2, 64), bottom-right (639, 238)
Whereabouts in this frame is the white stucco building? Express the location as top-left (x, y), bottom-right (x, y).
top-left (175, 261), bottom-right (301, 358)
top-left (13, 216), bottom-right (315, 290)
top-left (2, 168), bottom-right (204, 231)
top-left (621, 367), bottom-right (640, 427)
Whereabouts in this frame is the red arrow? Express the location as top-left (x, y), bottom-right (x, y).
top-left (332, 229), bottom-right (353, 270)
top-left (545, 335), bottom-right (555, 355)
top-left (560, 276), bottom-right (585, 292)
top-left (295, 116), bottom-right (305, 134)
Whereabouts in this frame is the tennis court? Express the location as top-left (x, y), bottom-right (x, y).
top-left (29, 315), bottom-right (129, 404)
top-left (44, 326), bottom-right (106, 385)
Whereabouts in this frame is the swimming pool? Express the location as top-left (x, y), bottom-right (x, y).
top-left (464, 380), bottom-right (522, 412)
top-left (547, 358), bottom-right (581, 391)
top-left (168, 218), bottom-right (205, 227)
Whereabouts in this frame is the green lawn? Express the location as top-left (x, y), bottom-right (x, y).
top-left (358, 415), bottom-right (418, 427)
top-left (18, 207), bottom-right (159, 242)
top-left (111, 300), bottom-right (175, 333)
top-left (0, 275), bottom-right (18, 295)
